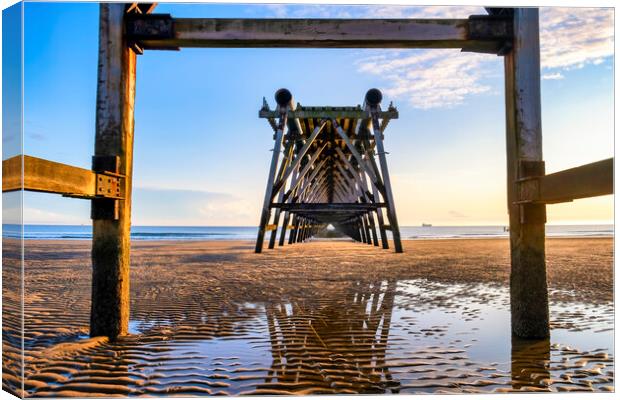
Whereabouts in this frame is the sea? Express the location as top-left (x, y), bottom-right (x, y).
top-left (1, 224), bottom-right (614, 241)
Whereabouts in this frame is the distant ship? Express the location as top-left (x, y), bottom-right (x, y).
top-left (422, 223), bottom-right (432, 227)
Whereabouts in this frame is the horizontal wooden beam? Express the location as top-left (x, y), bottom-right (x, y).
top-left (518, 158), bottom-right (613, 204)
top-left (126, 14), bottom-right (512, 53)
top-left (2, 155), bottom-right (124, 199)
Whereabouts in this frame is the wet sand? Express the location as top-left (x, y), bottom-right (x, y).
top-left (2, 237), bottom-right (614, 396)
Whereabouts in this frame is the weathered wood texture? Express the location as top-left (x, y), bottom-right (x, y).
top-left (127, 15), bottom-right (511, 52)
top-left (504, 8), bottom-right (549, 339)
top-left (2, 155), bottom-right (124, 199)
top-left (90, 3), bottom-right (138, 340)
top-left (519, 158), bottom-right (613, 204)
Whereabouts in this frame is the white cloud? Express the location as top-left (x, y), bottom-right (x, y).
top-left (260, 4), bottom-right (484, 19)
top-left (262, 6), bottom-right (612, 109)
top-left (539, 8), bottom-right (614, 70)
top-left (542, 72), bottom-right (565, 80)
top-left (356, 50), bottom-right (494, 109)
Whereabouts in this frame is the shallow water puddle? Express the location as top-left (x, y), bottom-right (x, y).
top-left (20, 278), bottom-right (614, 396)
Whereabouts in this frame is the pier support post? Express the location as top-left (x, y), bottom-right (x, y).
top-left (255, 112), bottom-right (287, 253)
top-left (90, 3), bottom-right (137, 339)
top-left (373, 186), bottom-right (389, 249)
top-left (504, 8), bottom-right (549, 339)
top-left (370, 111), bottom-right (403, 253)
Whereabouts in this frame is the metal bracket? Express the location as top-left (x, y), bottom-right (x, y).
top-left (464, 14), bottom-right (513, 55)
top-left (515, 160), bottom-right (546, 224)
top-left (125, 13), bottom-right (179, 51)
top-left (91, 155), bottom-right (124, 220)
top-left (95, 172), bottom-right (124, 199)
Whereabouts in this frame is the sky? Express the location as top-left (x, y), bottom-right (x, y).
top-left (3, 2), bottom-right (615, 226)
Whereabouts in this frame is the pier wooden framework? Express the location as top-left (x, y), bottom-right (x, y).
top-left (254, 88), bottom-right (403, 253)
top-left (2, 4), bottom-right (614, 340)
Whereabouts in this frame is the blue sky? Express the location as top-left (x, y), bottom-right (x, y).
top-left (6, 3), bottom-right (615, 226)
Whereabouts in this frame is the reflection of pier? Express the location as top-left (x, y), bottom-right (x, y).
top-left (511, 337), bottom-right (550, 390)
top-left (262, 279), bottom-right (398, 394)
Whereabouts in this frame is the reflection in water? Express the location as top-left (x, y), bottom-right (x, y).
top-left (263, 280), bottom-right (398, 393)
top-left (11, 241), bottom-right (615, 395)
top-left (511, 336), bottom-right (551, 391)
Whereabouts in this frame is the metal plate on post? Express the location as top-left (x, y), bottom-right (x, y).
top-left (91, 155), bottom-right (122, 220)
top-left (518, 160), bottom-right (546, 224)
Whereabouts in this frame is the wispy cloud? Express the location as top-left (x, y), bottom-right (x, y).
top-left (542, 72), bottom-right (565, 80)
top-left (539, 8), bottom-right (614, 70)
top-left (261, 5), bottom-right (613, 109)
top-left (356, 50), bottom-right (494, 109)
top-left (356, 7), bottom-right (613, 109)
top-left (259, 4), bottom-right (482, 19)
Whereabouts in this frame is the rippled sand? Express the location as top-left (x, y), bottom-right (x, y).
top-left (2, 238), bottom-right (614, 396)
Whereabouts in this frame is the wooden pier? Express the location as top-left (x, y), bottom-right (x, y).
top-left (1, 4), bottom-right (614, 340)
top-left (254, 88), bottom-right (402, 253)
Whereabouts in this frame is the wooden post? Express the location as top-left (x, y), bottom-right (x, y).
top-left (363, 214), bottom-right (372, 244)
top-left (372, 186), bottom-right (389, 249)
top-left (504, 8), bottom-right (549, 339)
top-left (278, 168), bottom-right (298, 247)
top-left (268, 140), bottom-right (294, 249)
top-left (255, 112), bottom-right (287, 253)
top-left (90, 3), bottom-right (137, 340)
top-left (370, 113), bottom-right (403, 253)
top-left (366, 212), bottom-right (378, 245)
top-left (289, 215), bottom-right (298, 244)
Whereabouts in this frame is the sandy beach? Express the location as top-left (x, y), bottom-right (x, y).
top-left (2, 237), bottom-right (614, 396)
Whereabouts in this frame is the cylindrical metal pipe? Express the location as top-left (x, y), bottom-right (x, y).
top-left (365, 88), bottom-right (383, 107)
top-left (274, 88), bottom-right (303, 133)
top-left (275, 88), bottom-right (294, 108)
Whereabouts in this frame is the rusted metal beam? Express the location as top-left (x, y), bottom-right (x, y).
top-left (2, 155), bottom-right (124, 199)
top-left (272, 203), bottom-right (386, 212)
top-left (518, 158), bottom-right (613, 204)
top-left (126, 15), bottom-right (512, 53)
top-left (260, 109), bottom-right (399, 120)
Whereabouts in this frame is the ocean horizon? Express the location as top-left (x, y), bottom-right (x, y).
top-left (2, 224), bottom-right (614, 241)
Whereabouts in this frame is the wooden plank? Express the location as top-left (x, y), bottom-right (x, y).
top-left (2, 155), bottom-right (124, 199)
top-left (518, 158), bottom-right (613, 204)
top-left (504, 8), bottom-right (549, 339)
top-left (90, 3), bottom-right (139, 340)
top-left (128, 15), bottom-right (511, 51)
